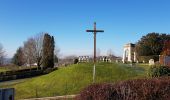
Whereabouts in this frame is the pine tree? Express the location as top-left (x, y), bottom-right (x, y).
top-left (42, 33), bottom-right (55, 69)
top-left (12, 47), bottom-right (25, 66)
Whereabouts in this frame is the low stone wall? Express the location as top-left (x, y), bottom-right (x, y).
top-left (0, 68), bottom-right (57, 82)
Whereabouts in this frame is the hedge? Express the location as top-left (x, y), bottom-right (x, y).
top-left (76, 77), bottom-right (170, 100)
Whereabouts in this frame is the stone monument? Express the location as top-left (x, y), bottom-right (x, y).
top-left (149, 59), bottom-right (155, 66)
top-left (122, 43), bottom-right (136, 63)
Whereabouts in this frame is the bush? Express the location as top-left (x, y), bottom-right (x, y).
top-left (148, 65), bottom-right (170, 77)
top-left (76, 77), bottom-right (170, 100)
top-left (43, 67), bottom-right (58, 74)
top-left (74, 58), bottom-right (79, 64)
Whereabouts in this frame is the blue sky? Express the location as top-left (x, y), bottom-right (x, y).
top-left (0, 0), bottom-right (170, 58)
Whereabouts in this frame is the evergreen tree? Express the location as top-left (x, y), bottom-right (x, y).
top-left (12, 47), bottom-right (25, 66)
top-left (42, 33), bottom-right (55, 69)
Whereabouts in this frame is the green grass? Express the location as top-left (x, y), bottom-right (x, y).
top-left (136, 63), bottom-right (150, 76)
top-left (0, 67), bottom-right (10, 72)
top-left (0, 62), bottom-right (149, 99)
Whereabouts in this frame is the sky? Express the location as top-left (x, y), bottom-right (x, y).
top-left (0, 0), bottom-right (170, 58)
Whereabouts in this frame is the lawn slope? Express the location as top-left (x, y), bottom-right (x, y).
top-left (0, 63), bottom-right (147, 99)
top-left (0, 67), bottom-right (10, 72)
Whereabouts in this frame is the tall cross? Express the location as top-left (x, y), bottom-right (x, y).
top-left (86, 22), bottom-right (104, 63)
top-left (86, 22), bottom-right (104, 83)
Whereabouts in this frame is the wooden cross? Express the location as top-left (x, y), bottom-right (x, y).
top-left (86, 22), bottom-right (104, 83)
top-left (86, 22), bottom-right (104, 63)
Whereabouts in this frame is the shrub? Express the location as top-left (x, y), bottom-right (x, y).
top-left (76, 77), bottom-right (170, 100)
top-left (74, 58), bottom-right (79, 64)
top-left (45, 67), bottom-right (58, 73)
top-left (148, 65), bottom-right (170, 77)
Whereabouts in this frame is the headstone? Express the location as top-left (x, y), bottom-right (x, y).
top-left (86, 56), bottom-right (89, 62)
top-left (136, 60), bottom-right (139, 63)
top-left (108, 58), bottom-right (111, 62)
top-left (143, 60), bottom-right (145, 63)
top-left (149, 59), bottom-right (154, 66)
top-left (100, 57), bottom-right (102, 61)
top-left (0, 88), bottom-right (14, 100)
top-left (102, 57), bottom-right (105, 62)
top-left (78, 57), bottom-right (81, 62)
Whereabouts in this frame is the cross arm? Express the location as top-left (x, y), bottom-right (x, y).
top-left (86, 30), bottom-right (104, 32)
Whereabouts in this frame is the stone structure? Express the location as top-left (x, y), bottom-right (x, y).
top-left (78, 56), bottom-right (113, 63)
top-left (122, 43), bottom-right (136, 63)
top-left (149, 59), bottom-right (155, 66)
top-left (99, 56), bottom-right (111, 62)
top-left (78, 56), bottom-right (90, 62)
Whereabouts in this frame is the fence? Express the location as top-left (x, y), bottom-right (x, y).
top-left (159, 55), bottom-right (170, 67)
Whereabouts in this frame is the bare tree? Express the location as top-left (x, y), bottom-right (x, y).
top-left (23, 38), bottom-right (36, 68)
top-left (34, 33), bottom-right (44, 69)
top-left (0, 43), bottom-right (5, 65)
top-left (107, 49), bottom-right (114, 57)
top-left (54, 46), bottom-right (60, 64)
top-left (34, 33), bottom-right (58, 69)
top-left (22, 33), bottom-right (58, 69)
top-left (54, 46), bottom-right (60, 58)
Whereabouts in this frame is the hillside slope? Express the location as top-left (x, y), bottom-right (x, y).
top-left (0, 63), bottom-right (147, 99)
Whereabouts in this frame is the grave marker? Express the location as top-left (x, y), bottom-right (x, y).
top-left (149, 59), bottom-right (154, 66)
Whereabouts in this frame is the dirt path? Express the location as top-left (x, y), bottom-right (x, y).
top-left (21, 94), bottom-right (78, 100)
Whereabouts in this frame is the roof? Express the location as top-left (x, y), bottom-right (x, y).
top-left (124, 43), bottom-right (135, 47)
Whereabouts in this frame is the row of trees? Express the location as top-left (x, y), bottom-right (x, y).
top-left (12, 33), bottom-right (57, 69)
top-left (135, 32), bottom-right (170, 56)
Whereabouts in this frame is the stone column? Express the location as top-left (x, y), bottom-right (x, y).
top-left (122, 48), bottom-right (126, 63)
top-left (128, 47), bottom-right (132, 62)
top-left (134, 52), bottom-right (136, 62)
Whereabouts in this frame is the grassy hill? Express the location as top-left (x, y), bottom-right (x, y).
top-left (0, 67), bottom-right (10, 72)
top-left (0, 62), bottom-right (148, 99)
